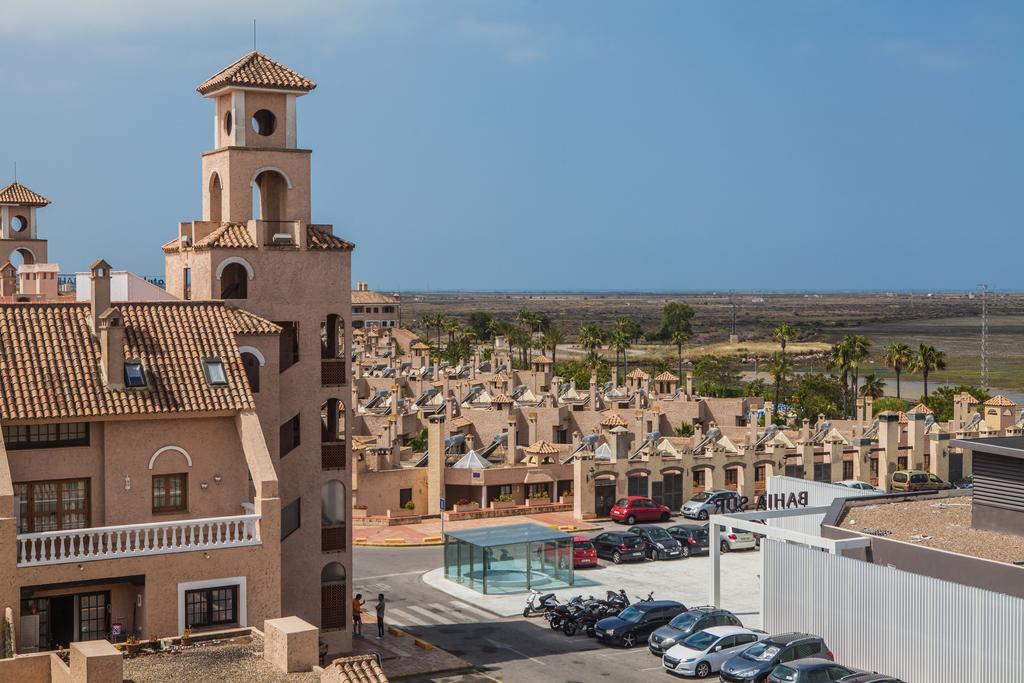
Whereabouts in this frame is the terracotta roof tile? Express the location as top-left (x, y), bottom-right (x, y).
top-left (0, 301), bottom-right (259, 420)
top-left (956, 392), bottom-right (980, 405)
top-left (532, 355), bottom-right (553, 365)
top-left (626, 368), bottom-right (650, 380)
top-left (330, 654), bottom-right (389, 683)
top-left (601, 412), bottom-right (629, 427)
top-left (525, 439), bottom-right (559, 454)
top-left (907, 402), bottom-right (933, 414)
top-left (352, 290), bottom-right (398, 305)
top-left (194, 223), bottom-right (257, 249)
top-left (985, 395), bottom-right (1017, 406)
top-left (450, 416), bottom-right (472, 428)
top-left (653, 371), bottom-right (679, 382)
top-left (410, 341), bottom-right (430, 351)
top-left (0, 181), bottom-right (49, 206)
top-left (197, 51), bottom-right (316, 95)
top-left (224, 306), bottom-right (281, 335)
top-left (308, 225), bottom-right (355, 250)
top-left (491, 393), bottom-right (514, 405)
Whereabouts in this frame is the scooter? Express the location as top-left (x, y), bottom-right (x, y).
top-left (523, 589), bottom-right (560, 618)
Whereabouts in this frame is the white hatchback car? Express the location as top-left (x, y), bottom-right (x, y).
top-left (835, 479), bottom-right (884, 493)
top-left (662, 626), bottom-right (766, 678)
top-left (719, 525), bottom-right (757, 552)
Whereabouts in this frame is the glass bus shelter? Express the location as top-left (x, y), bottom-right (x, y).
top-left (443, 523), bottom-right (574, 594)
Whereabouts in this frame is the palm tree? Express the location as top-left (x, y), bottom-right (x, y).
top-left (610, 329), bottom-right (630, 384)
top-left (507, 325), bottom-right (532, 367)
top-left (912, 344), bottom-right (947, 404)
top-left (882, 342), bottom-right (913, 400)
top-left (578, 324), bottom-right (605, 353)
top-left (859, 373), bottom-right (886, 399)
top-left (541, 326), bottom-right (566, 365)
top-left (773, 324), bottom-right (797, 356)
top-left (826, 341), bottom-right (854, 417)
top-left (444, 317), bottom-right (461, 345)
top-left (768, 351), bottom-right (794, 409)
top-left (582, 350), bottom-right (606, 373)
top-left (670, 330), bottom-right (689, 386)
top-left (844, 334), bottom-right (871, 406)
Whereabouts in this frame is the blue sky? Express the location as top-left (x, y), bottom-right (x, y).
top-left (2, 1), bottom-right (1021, 291)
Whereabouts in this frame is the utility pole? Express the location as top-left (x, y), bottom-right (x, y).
top-left (979, 284), bottom-right (989, 390)
top-left (729, 291), bottom-right (739, 344)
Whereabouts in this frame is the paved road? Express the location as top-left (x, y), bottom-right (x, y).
top-left (355, 536), bottom-right (736, 682)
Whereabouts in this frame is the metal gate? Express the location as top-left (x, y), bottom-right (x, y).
top-left (595, 483), bottom-right (617, 517)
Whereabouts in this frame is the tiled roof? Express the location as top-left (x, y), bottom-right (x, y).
top-left (410, 341), bottom-right (430, 350)
top-left (601, 412), bottom-right (628, 427)
top-left (224, 306), bottom-right (281, 335)
top-left (0, 181), bottom-right (50, 206)
top-left (194, 223), bottom-right (257, 249)
top-left (626, 368), bottom-right (650, 380)
top-left (491, 393), bottom-right (514, 405)
top-left (907, 402), bottom-right (933, 414)
top-left (0, 301), bottom-right (259, 420)
top-left (197, 51), bottom-right (316, 95)
top-left (329, 654), bottom-right (389, 683)
top-left (654, 371), bottom-right (679, 382)
top-left (525, 439), bottom-right (559, 454)
top-left (532, 355), bottom-right (553, 365)
top-left (450, 416), bottom-right (472, 429)
top-left (353, 290), bottom-right (398, 305)
top-left (308, 225), bottom-right (355, 250)
top-left (956, 392), bottom-right (980, 405)
top-left (985, 395), bottom-right (1017, 406)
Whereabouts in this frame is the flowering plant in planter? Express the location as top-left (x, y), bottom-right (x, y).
top-left (403, 500), bottom-right (416, 510)
top-left (455, 498), bottom-right (471, 506)
top-left (529, 491), bottom-right (549, 499)
top-left (496, 493), bottom-right (514, 502)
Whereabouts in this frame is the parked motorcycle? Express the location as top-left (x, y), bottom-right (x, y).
top-left (546, 595), bottom-right (584, 630)
top-left (523, 589), bottom-right (560, 617)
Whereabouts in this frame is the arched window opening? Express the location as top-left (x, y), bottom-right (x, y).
top-left (321, 398), bottom-right (347, 443)
top-left (321, 562), bottom-right (347, 631)
top-left (11, 215), bottom-right (28, 233)
top-left (10, 248), bottom-right (34, 267)
top-left (220, 262), bottom-right (248, 299)
top-left (241, 352), bottom-right (260, 393)
top-left (252, 170), bottom-right (287, 221)
top-left (320, 314), bottom-right (346, 359)
top-left (321, 480), bottom-right (347, 552)
top-left (209, 173), bottom-right (223, 222)
top-left (251, 109), bottom-right (277, 136)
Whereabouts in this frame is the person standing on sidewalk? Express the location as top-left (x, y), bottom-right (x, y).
top-left (375, 594), bottom-right (386, 638)
top-left (352, 593), bottom-right (365, 638)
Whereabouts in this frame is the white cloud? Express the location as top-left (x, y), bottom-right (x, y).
top-left (458, 19), bottom-right (547, 64)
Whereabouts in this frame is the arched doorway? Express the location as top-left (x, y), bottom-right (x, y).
top-left (320, 563), bottom-right (346, 631)
top-left (252, 170), bottom-right (288, 221)
top-left (320, 398), bottom-right (346, 469)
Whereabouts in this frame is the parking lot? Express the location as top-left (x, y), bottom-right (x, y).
top-left (355, 523), bottom-right (765, 683)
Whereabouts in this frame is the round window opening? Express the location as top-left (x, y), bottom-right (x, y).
top-left (224, 111), bottom-right (233, 136)
top-left (251, 109), bottom-right (277, 136)
top-left (11, 215), bottom-right (28, 233)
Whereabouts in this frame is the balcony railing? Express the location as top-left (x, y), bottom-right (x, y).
top-left (322, 442), bottom-right (346, 469)
top-left (16, 514), bottom-right (260, 567)
top-left (322, 524), bottom-right (347, 552)
top-left (321, 359), bottom-right (347, 386)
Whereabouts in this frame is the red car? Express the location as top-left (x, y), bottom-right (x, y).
top-left (610, 496), bottom-right (671, 524)
top-left (542, 536), bottom-right (598, 568)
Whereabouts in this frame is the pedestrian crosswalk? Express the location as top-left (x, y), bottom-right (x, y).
top-left (381, 599), bottom-right (500, 629)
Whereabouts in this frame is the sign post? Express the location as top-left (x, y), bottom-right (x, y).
top-left (440, 497), bottom-right (446, 543)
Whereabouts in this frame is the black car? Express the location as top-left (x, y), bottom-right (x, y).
top-left (647, 606), bottom-right (743, 655)
top-left (628, 525), bottom-right (683, 560)
top-left (720, 632), bottom-right (832, 682)
top-left (768, 658), bottom-right (859, 682)
top-left (591, 531), bottom-right (646, 563)
top-left (667, 523), bottom-right (710, 557)
top-left (838, 675), bottom-right (906, 683)
top-left (593, 600), bottom-right (686, 648)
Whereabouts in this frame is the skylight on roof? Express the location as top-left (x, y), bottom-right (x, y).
top-left (124, 361), bottom-right (146, 388)
top-left (204, 359), bottom-right (228, 386)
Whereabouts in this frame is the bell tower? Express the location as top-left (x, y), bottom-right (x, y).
top-left (196, 52), bottom-right (316, 225)
top-left (0, 181), bottom-right (50, 267)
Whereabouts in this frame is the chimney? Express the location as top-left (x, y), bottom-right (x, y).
top-left (89, 259), bottom-right (112, 333)
top-left (589, 370), bottom-right (598, 410)
top-left (685, 371), bottom-right (694, 398)
top-left (506, 415), bottom-right (518, 465)
top-left (0, 261), bottom-right (16, 297)
top-left (99, 309), bottom-right (126, 390)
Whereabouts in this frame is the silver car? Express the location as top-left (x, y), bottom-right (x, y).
top-left (663, 626), bottom-right (766, 678)
top-left (720, 525), bottom-right (757, 552)
top-left (835, 479), bottom-right (883, 493)
top-left (680, 490), bottom-right (739, 520)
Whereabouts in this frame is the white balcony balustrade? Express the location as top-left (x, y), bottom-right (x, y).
top-left (16, 514), bottom-right (260, 567)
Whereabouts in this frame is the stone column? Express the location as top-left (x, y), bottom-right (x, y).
top-left (877, 412), bottom-right (900, 489)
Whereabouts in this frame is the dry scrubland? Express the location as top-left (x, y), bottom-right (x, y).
top-left (402, 291), bottom-right (1024, 389)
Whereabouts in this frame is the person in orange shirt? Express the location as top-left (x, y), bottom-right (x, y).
top-left (352, 593), bottom-right (365, 638)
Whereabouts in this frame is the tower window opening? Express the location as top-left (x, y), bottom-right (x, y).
top-left (224, 111), bottom-right (233, 136)
top-left (252, 109), bottom-right (277, 136)
top-left (11, 215), bottom-right (28, 233)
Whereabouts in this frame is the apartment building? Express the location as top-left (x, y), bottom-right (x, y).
top-left (351, 282), bottom-right (399, 329)
top-left (0, 264), bottom-right (281, 651)
top-left (162, 51), bottom-right (355, 653)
